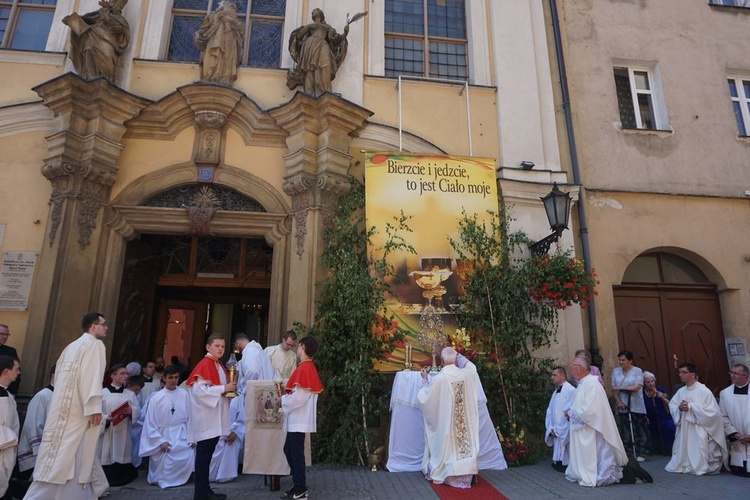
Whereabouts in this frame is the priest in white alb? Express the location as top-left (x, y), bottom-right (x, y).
top-left (17, 365), bottom-right (54, 476)
top-left (666, 362), bottom-right (727, 475)
top-left (0, 355), bottom-right (20, 498)
top-left (565, 356), bottom-right (628, 487)
top-left (264, 330), bottom-right (298, 379)
top-left (418, 346), bottom-right (479, 488)
top-left (140, 364), bottom-right (195, 488)
top-left (25, 312), bottom-right (110, 500)
top-left (720, 363), bottom-right (750, 477)
top-left (545, 365), bottom-right (575, 472)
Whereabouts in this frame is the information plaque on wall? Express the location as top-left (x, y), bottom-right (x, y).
top-left (0, 252), bottom-right (38, 311)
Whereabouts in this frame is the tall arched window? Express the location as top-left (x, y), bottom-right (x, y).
top-left (167, 0), bottom-right (285, 68)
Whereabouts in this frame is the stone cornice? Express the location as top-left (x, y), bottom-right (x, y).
top-left (0, 101), bottom-right (57, 139)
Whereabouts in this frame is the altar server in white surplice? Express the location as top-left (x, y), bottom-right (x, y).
top-left (418, 347), bottom-right (479, 489)
top-left (545, 366), bottom-right (575, 471)
top-left (140, 365), bottom-right (195, 488)
top-left (17, 365), bottom-right (54, 475)
top-left (565, 356), bottom-right (627, 487)
top-left (666, 363), bottom-right (728, 475)
top-left (209, 393), bottom-right (245, 483)
top-left (720, 363), bottom-right (750, 477)
top-left (0, 355), bottom-right (20, 497)
top-left (100, 364), bottom-right (140, 486)
top-left (26, 312), bottom-right (109, 500)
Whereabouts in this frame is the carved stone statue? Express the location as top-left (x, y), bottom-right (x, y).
top-left (286, 9), bottom-right (366, 97)
top-left (63, 0), bottom-right (131, 81)
top-left (193, 0), bottom-right (244, 85)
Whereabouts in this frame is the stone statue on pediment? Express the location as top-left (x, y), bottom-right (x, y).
top-left (286, 9), bottom-right (366, 97)
top-left (193, 0), bottom-right (244, 85)
top-left (63, 0), bottom-right (130, 81)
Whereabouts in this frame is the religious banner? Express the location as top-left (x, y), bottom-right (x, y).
top-left (0, 251), bottom-right (38, 311)
top-left (365, 153), bottom-right (498, 372)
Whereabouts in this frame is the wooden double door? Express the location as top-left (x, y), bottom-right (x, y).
top-left (613, 285), bottom-right (730, 395)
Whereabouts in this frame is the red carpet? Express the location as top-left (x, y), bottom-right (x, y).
top-left (430, 476), bottom-right (509, 500)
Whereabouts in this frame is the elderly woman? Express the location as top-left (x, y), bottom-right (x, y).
top-left (611, 350), bottom-right (650, 460)
top-left (642, 371), bottom-right (676, 455)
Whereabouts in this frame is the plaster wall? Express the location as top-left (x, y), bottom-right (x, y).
top-left (0, 131), bottom-right (54, 358)
top-left (559, 0), bottom-right (750, 196)
top-left (223, 130), bottom-right (288, 198)
top-left (0, 55), bottom-right (66, 107)
top-left (111, 128), bottom-right (196, 200)
top-left (363, 78), bottom-right (499, 158)
top-left (584, 190), bottom-right (750, 368)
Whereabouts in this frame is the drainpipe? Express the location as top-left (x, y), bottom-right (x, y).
top-left (549, 0), bottom-right (602, 368)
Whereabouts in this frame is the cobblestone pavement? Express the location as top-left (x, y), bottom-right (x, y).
top-left (107, 455), bottom-right (746, 500)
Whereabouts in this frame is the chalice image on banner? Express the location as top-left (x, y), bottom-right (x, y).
top-left (410, 263), bottom-right (452, 372)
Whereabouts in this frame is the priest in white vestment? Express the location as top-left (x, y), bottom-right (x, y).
top-left (17, 365), bottom-right (54, 475)
top-left (418, 347), bottom-right (479, 488)
top-left (565, 356), bottom-right (627, 487)
top-left (140, 365), bottom-right (195, 488)
top-left (666, 362), bottom-right (728, 475)
top-left (720, 363), bottom-right (750, 476)
top-left (545, 366), bottom-right (575, 471)
top-left (264, 331), bottom-right (298, 379)
top-left (0, 356), bottom-right (20, 497)
top-left (235, 333), bottom-right (274, 387)
top-left (26, 312), bottom-right (110, 500)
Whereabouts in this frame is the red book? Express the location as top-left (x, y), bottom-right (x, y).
top-left (109, 401), bottom-right (131, 427)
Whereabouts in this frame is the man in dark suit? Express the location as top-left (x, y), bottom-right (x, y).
top-left (0, 325), bottom-right (20, 395)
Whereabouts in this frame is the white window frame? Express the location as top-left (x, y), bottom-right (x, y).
top-left (368, 0), bottom-right (490, 86)
top-left (709, 0), bottom-right (750, 8)
top-left (613, 62), bottom-right (669, 131)
top-left (728, 76), bottom-right (750, 136)
top-left (0, 0), bottom-right (58, 50)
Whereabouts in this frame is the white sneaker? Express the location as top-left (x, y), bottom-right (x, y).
top-left (636, 456), bottom-right (646, 462)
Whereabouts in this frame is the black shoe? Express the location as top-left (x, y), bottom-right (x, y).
top-left (290, 486), bottom-right (308, 499)
top-left (552, 461), bottom-right (567, 473)
top-left (207, 492), bottom-right (227, 500)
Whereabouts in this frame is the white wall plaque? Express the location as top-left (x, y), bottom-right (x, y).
top-left (0, 252), bottom-right (38, 311)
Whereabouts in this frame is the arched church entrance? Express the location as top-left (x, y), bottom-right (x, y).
top-left (105, 173), bottom-right (292, 370)
top-left (613, 251), bottom-right (730, 395)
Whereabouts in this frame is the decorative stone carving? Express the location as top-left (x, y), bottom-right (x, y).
top-left (194, 1), bottom-right (244, 86)
top-left (286, 9), bottom-right (366, 96)
top-left (63, 0), bottom-right (131, 82)
top-left (185, 186), bottom-right (222, 236)
top-left (194, 110), bottom-right (227, 165)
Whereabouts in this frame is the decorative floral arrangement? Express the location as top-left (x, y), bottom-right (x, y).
top-left (448, 327), bottom-right (477, 360)
top-left (496, 423), bottom-right (536, 467)
top-left (527, 250), bottom-right (599, 309)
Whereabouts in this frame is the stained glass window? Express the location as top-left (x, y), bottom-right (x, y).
top-left (168, 0), bottom-right (285, 68)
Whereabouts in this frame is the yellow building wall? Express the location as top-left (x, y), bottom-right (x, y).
top-left (112, 128), bottom-right (196, 200)
top-left (129, 61), bottom-right (292, 110)
top-left (0, 61), bottom-right (65, 106)
top-left (0, 131), bottom-right (54, 357)
top-left (363, 78), bottom-right (499, 159)
top-left (585, 191), bottom-right (750, 370)
top-left (223, 129), bottom-right (288, 197)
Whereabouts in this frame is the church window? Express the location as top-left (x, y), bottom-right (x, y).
top-left (0, 0), bottom-right (57, 51)
top-left (385, 0), bottom-right (467, 80)
top-left (167, 0), bottom-right (285, 68)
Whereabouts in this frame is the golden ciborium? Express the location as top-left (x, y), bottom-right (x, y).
top-left (409, 266), bottom-right (453, 311)
top-left (224, 350), bottom-right (238, 399)
top-left (410, 266), bottom-right (451, 373)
